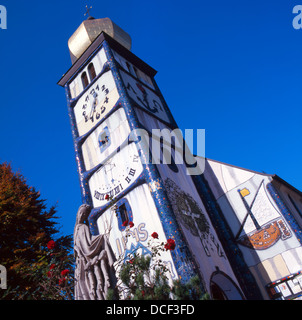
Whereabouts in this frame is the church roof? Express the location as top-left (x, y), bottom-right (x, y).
top-left (203, 157), bottom-right (302, 198)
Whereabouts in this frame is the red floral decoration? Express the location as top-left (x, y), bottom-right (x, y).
top-left (151, 232), bottom-right (159, 239)
top-left (164, 239), bottom-right (176, 251)
top-left (58, 278), bottom-right (66, 286)
top-left (122, 220), bottom-right (129, 227)
top-left (60, 269), bottom-right (69, 277)
top-left (47, 240), bottom-right (56, 250)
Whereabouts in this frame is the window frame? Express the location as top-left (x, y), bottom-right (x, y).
top-left (81, 71), bottom-right (89, 89)
top-left (88, 62), bottom-right (97, 82)
top-left (115, 198), bottom-right (133, 231)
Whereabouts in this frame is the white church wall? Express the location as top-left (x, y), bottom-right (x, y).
top-left (119, 70), bottom-right (171, 124)
top-left (134, 109), bottom-right (242, 297)
top-left (81, 108), bottom-right (131, 171)
top-left (111, 49), bottom-right (154, 89)
top-left (205, 158), bottom-right (255, 195)
top-left (202, 159), bottom-right (226, 200)
top-left (96, 183), bottom-right (178, 282)
top-left (203, 158), bottom-right (302, 299)
top-left (69, 47), bottom-right (108, 99)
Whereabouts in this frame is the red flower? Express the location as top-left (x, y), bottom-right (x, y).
top-left (61, 269), bottom-right (69, 277)
top-left (141, 290), bottom-right (145, 297)
top-left (58, 278), bottom-right (66, 286)
top-left (164, 239), bottom-right (176, 251)
top-left (47, 240), bottom-right (56, 250)
top-left (128, 259), bottom-right (134, 264)
top-left (129, 221), bottom-right (134, 228)
top-left (47, 271), bottom-right (52, 278)
top-left (49, 264), bottom-right (56, 270)
top-left (105, 194), bottom-right (110, 201)
top-left (122, 220), bottom-right (129, 227)
top-left (151, 232), bottom-right (159, 239)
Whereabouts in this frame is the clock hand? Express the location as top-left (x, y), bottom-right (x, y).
top-left (89, 93), bottom-right (98, 120)
top-left (110, 163), bottom-right (116, 184)
top-left (103, 160), bottom-right (116, 184)
top-left (89, 99), bottom-right (96, 120)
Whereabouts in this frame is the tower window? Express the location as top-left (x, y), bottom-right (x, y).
top-left (81, 71), bottom-right (89, 89)
top-left (88, 63), bottom-right (96, 81)
top-left (119, 204), bottom-right (129, 223)
top-left (115, 198), bottom-right (133, 231)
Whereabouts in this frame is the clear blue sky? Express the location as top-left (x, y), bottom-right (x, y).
top-left (0, 0), bottom-right (301, 236)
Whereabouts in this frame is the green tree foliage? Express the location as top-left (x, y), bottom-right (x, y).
top-left (118, 254), bottom-right (171, 300)
top-left (0, 163), bottom-right (73, 299)
top-left (117, 253), bottom-right (210, 300)
top-left (112, 227), bottom-right (210, 300)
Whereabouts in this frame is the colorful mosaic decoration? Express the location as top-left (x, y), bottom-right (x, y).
top-left (266, 271), bottom-right (302, 300)
top-left (238, 219), bottom-right (291, 250)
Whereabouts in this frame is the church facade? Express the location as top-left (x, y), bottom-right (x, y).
top-left (201, 158), bottom-right (302, 300)
top-left (58, 16), bottom-right (302, 300)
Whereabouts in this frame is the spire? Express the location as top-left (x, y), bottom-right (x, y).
top-left (68, 11), bottom-right (132, 64)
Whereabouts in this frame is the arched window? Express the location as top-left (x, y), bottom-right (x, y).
top-left (210, 271), bottom-right (245, 300)
top-left (115, 198), bottom-right (133, 231)
top-left (81, 71), bottom-right (89, 89)
top-left (210, 282), bottom-right (227, 300)
top-left (88, 63), bottom-right (96, 81)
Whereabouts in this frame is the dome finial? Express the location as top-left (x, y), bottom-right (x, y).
top-left (68, 15), bottom-right (132, 64)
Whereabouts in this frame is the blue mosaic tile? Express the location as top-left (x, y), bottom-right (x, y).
top-left (267, 182), bottom-right (302, 243)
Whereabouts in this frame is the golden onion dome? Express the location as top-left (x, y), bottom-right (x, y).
top-left (68, 17), bottom-right (132, 64)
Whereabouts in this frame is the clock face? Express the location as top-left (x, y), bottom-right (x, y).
top-left (81, 108), bottom-right (131, 171)
top-left (89, 142), bottom-right (143, 208)
top-left (111, 49), bottom-right (155, 90)
top-left (73, 70), bottom-right (119, 136)
top-left (119, 70), bottom-right (171, 124)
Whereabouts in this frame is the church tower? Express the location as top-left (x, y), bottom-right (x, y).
top-left (58, 14), bottom-right (260, 300)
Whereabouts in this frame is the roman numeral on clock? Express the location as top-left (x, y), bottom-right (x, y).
top-left (129, 168), bottom-right (136, 176)
top-left (125, 168), bottom-right (136, 184)
top-left (114, 185), bottom-right (121, 195)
